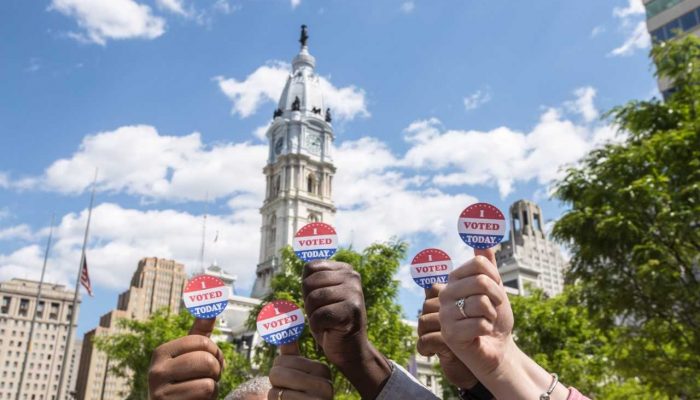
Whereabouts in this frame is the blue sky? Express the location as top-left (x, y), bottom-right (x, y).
top-left (0, 0), bottom-right (656, 336)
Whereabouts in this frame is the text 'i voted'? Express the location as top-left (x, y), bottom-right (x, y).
top-left (457, 202), bottom-right (506, 249)
top-left (256, 300), bottom-right (305, 345)
top-left (293, 222), bottom-right (338, 262)
top-left (410, 248), bottom-right (453, 289)
top-left (183, 275), bottom-right (231, 319)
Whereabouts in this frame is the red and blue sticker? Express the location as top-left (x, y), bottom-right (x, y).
top-left (183, 275), bottom-right (231, 319)
top-left (457, 202), bottom-right (506, 249)
top-left (293, 222), bottom-right (338, 262)
top-left (256, 300), bottom-right (305, 345)
top-left (410, 248), bottom-right (453, 289)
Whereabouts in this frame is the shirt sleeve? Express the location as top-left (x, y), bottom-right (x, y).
top-left (375, 361), bottom-right (441, 400)
top-left (567, 387), bottom-right (591, 400)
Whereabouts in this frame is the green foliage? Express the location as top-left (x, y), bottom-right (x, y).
top-left (552, 35), bottom-right (700, 398)
top-left (93, 309), bottom-right (251, 400)
top-left (511, 288), bottom-right (665, 399)
top-left (246, 242), bottom-right (415, 399)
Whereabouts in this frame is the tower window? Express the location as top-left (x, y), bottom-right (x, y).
top-left (308, 213), bottom-right (320, 222)
top-left (269, 215), bottom-right (277, 245)
top-left (307, 174), bottom-right (316, 194)
top-left (273, 175), bottom-right (281, 197)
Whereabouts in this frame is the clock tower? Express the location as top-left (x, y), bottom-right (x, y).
top-left (251, 25), bottom-right (337, 298)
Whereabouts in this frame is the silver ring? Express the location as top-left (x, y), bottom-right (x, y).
top-left (278, 389), bottom-right (284, 400)
top-left (455, 298), bottom-right (468, 319)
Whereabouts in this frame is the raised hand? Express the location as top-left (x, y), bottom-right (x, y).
top-left (417, 284), bottom-right (478, 390)
top-left (301, 260), bottom-right (392, 399)
top-left (268, 342), bottom-right (333, 400)
top-left (149, 318), bottom-right (224, 400)
top-left (438, 249), bottom-right (514, 382)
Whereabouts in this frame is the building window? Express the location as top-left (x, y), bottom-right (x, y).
top-left (650, 7), bottom-right (700, 42)
top-left (308, 213), bottom-right (319, 223)
top-left (35, 301), bottom-right (45, 319)
top-left (66, 305), bottom-right (73, 322)
top-left (307, 174), bottom-right (316, 194)
top-left (18, 299), bottom-right (29, 317)
top-left (1, 297), bottom-right (10, 314)
top-left (49, 303), bottom-right (59, 320)
top-left (269, 215), bottom-right (277, 245)
top-left (273, 175), bottom-right (281, 197)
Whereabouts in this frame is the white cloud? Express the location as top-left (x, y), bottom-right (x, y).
top-left (0, 203), bottom-right (261, 291)
top-left (215, 62), bottom-right (369, 121)
top-left (591, 25), bottom-right (606, 38)
top-left (50, 0), bottom-right (166, 45)
top-left (610, 21), bottom-right (650, 57)
top-left (400, 1), bottom-right (415, 13)
top-left (290, 0), bottom-right (301, 9)
top-left (610, 0), bottom-right (649, 57)
top-left (156, 0), bottom-right (188, 16)
top-left (463, 89), bottom-right (492, 111)
top-left (402, 88), bottom-right (612, 197)
top-left (565, 86), bottom-right (599, 123)
top-left (38, 125), bottom-right (266, 202)
top-left (0, 225), bottom-right (35, 242)
top-left (613, 0), bottom-right (645, 19)
top-left (253, 121), bottom-right (273, 141)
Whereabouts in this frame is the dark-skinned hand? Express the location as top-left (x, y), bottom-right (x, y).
top-left (268, 342), bottom-right (333, 400)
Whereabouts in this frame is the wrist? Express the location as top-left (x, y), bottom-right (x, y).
top-left (334, 342), bottom-right (392, 399)
top-left (482, 339), bottom-right (569, 400)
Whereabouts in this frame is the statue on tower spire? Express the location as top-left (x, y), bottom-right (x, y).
top-left (299, 24), bottom-right (309, 48)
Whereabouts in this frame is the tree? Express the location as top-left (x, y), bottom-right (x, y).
top-left (93, 309), bottom-right (251, 400)
top-left (552, 35), bottom-right (700, 398)
top-left (247, 243), bottom-right (415, 400)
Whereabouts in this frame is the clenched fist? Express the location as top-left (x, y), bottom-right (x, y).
top-left (149, 318), bottom-right (224, 400)
top-left (417, 284), bottom-right (478, 390)
top-left (301, 260), bottom-right (392, 399)
top-left (268, 343), bottom-right (333, 400)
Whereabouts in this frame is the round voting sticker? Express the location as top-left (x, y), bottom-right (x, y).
top-left (293, 222), bottom-right (338, 262)
top-left (256, 300), bottom-right (305, 346)
top-left (183, 275), bottom-right (231, 319)
top-left (410, 248), bottom-right (453, 289)
top-left (457, 202), bottom-right (507, 249)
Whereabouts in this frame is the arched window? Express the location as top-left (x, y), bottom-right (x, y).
top-left (307, 174), bottom-right (316, 194)
top-left (308, 213), bottom-right (319, 222)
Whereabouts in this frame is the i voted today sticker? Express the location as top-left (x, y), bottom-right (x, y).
top-left (183, 275), bottom-right (231, 319)
top-left (293, 222), bottom-right (338, 262)
top-left (410, 248), bottom-right (453, 289)
top-left (256, 300), bottom-right (305, 346)
top-left (458, 202), bottom-right (507, 249)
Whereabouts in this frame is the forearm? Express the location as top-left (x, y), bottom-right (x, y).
top-left (483, 339), bottom-right (569, 400)
top-left (335, 342), bottom-right (392, 399)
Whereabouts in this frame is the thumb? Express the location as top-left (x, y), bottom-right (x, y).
top-left (474, 247), bottom-right (497, 268)
top-left (424, 283), bottom-right (445, 300)
top-left (279, 341), bottom-right (300, 356)
top-left (189, 317), bottom-right (216, 337)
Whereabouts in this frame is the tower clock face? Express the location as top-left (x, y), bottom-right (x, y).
top-left (274, 137), bottom-right (284, 155)
top-left (305, 132), bottom-right (322, 155)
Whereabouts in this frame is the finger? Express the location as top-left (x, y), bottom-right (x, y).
top-left (152, 378), bottom-right (218, 400)
top-left (279, 342), bottom-right (300, 356)
top-left (424, 283), bottom-right (445, 300)
top-left (302, 269), bottom-right (359, 298)
top-left (274, 355), bottom-right (332, 379)
top-left (269, 366), bottom-right (334, 396)
top-left (441, 275), bottom-right (505, 307)
top-left (462, 294), bottom-right (497, 321)
top-left (304, 284), bottom-right (353, 316)
top-left (442, 317), bottom-right (493, 344)
top-left (422, 296), bottom-right (440, 315)
top-left (417, 312), bottom-right (441, 336)
top-left (308, 302), bottom-right (356, 334)
top-left (474, 248), bottom-right (497, 268)
top-left (448, 255), bottom-right (501, 284)
top-left (302, 260), bottom-right (348, 279)
top-left (416, 331), bottom-right (450, 357)
top-left (154, 335), bottom-right (222, 362)
top-left (166, 351), bottom-right (221, 383)
top-left (189, 318), bottom-right (217, 337)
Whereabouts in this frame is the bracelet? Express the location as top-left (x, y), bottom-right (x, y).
top-left (539, 373), bottom-right (559, 400)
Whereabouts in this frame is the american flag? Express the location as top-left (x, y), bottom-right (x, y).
top-left (80, 256), bottom-right (94, 297)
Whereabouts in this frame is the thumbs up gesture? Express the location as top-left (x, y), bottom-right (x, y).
top-left (268, 342), bottom-right (333, 400)
top-left (148, 318), bottom-right (224, 400)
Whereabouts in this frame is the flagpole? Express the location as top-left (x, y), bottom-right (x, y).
top-left (57, 170), bottom-right (97, 400)
top-left (15, 214), bottom-right (55, 400)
